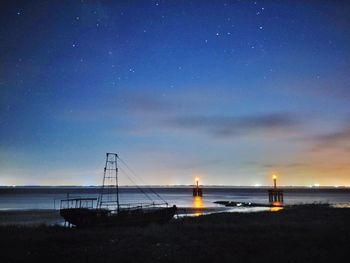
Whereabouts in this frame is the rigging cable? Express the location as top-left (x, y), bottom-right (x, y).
top-left (118, 157), bottom-right (168, 205)
top-left (118, 167), bottom-right (154, 202)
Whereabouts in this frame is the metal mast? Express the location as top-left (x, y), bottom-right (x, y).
top-left (97, 153), bottom-right (119, 211)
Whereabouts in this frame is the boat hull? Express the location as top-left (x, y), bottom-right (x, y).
top-left (60, 205), bottom-right (177, 228)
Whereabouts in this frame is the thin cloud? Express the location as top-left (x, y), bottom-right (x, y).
top-left (165, 113), bottom-right (302, 138)
top-left (310, 125), bottom-right (350, 153)
top-left (263, 162), bottom-right (308, 169)
top-left (116, 93), bottom-right (173, 113)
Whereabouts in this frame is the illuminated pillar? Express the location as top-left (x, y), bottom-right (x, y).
top-left (193, 177), bottom-right (202, 197)
top-left (273, 174), bottom-right (277, 189)
top-left (268, 174), bottom-right (284, 205)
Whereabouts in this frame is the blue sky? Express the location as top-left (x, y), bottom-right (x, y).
top-left (1, 0), bottom-right (350, 186)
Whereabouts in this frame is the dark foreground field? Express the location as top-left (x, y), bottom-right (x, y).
top-left (1, 205), bottom-right (350, 263)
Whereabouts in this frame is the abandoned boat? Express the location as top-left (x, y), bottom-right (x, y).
top-left (60, 153), bottom-right (177, 227)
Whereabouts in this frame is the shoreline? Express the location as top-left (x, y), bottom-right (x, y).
top-left (0, 207), bottom-right (229, 226)
top-left (0, 204), bottom-right (333, 226)
top-left (0, 205), bottom-right (279, 226)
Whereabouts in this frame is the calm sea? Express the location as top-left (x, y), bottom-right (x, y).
top-left (0, 187), bottom-right (350, 211)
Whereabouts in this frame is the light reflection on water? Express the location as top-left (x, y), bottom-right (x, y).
top-left (225, 206), bottom-right (279, 213)
top-left (192, 196), bottom-right (204, 216)
top-left (270, 206), bottom-right (283, 212)
top-left (332, 204), bottom-right (350, 208)
top-left (178, 196), bottom-right (284, 217)
top-left (193, 196), bottom-right (203, 208)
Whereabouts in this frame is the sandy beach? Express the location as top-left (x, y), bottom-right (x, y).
top-left (1, 205), bottom-right (349, 262)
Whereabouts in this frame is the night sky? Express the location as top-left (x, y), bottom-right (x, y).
top-left (1, 1), bottom-right (350, 186)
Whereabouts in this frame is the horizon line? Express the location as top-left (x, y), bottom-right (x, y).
top-left (1, 184), bottom-right (349, 188)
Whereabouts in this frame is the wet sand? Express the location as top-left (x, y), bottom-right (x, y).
top-left (0, 209), bottom-right (61, 225)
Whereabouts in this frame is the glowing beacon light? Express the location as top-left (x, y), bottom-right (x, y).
top-left (268, 173), bottom-right (284, 207)
top-left (272, 174), bottom-right (277, 189)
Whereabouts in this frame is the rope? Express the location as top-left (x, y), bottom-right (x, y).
top-left (118, 167), bottom-right (154, 202)
top-left (118, 156), bottom-right (168, 205)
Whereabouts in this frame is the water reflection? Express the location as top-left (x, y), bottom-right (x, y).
top-left (270, 202), bottom-right (283, 212)
top-left (192, 196), bottom-right (203, 216)
top-left (272, 201), bottom-right (282, 207)
top-left (270, 206), bottom-right (283, 212)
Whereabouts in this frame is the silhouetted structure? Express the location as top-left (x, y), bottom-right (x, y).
top-left (192, 178), bottom-right (203, 197)
top-left (268, 189), bottom-right (284, 203)
top-left (268, 175), bottom-right (284, 205)
top-left (60, 153), bottom-right (176, 227)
